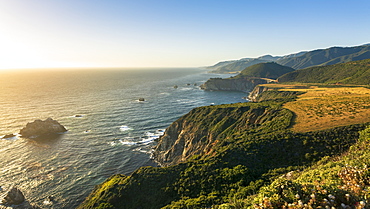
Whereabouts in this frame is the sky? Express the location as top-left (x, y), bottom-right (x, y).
top-left (0, 0), bottom-right (369, 70)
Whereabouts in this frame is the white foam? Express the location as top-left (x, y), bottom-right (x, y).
top-left (139, 137), bottom-right (156, 144)
top-left (1, 133), bottom-right (19, 140)
top-left (43, 200), bottom-right (53, 205)
top-left (156, 129), bottom-right (165, 135)
top-left (133, 147), bottom-right (150, 154)
top-left (179, 87), bottom-right (192, 91)
top-left (119, 125), bottom-right (133, 132)
top-left (120, 141), bottom-right (137, 145)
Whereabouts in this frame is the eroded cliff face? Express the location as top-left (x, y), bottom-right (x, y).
top-left (248, 85), bottom-right (270, 102)
top-left (200, 77), bottom-right (269, 92)
top-left (153, 102), bottom-right (292, 166)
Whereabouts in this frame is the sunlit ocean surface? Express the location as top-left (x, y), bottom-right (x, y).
top-left (0, 68), bottom-right (247, 208)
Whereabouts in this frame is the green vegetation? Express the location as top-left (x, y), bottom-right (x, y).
top-left (253, 89), bottom-right (305, 102)
top-left (78, 93), bottom-right (369, 208)
top-left (222, 125), bottom-right (370, 208)
top-left (278, 59), bottom-right (370, 85)
top-left (233, 62), bottom-right (294, 80)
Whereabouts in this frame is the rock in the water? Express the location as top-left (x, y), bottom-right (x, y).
top-left (2, 187), bottom-right (25, 205)
top-left (173, 85), bottom-right (178, 89)
top-left (19, 118), bottom-right (67, 138)
top-left (138, 98), bottom-right (145, 102)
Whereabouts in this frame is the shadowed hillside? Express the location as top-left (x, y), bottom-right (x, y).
top-left (278, 59), bottom-right (370, 85)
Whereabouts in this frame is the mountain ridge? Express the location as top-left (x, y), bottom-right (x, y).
top-left (207, 43), bottom-right (370, 74)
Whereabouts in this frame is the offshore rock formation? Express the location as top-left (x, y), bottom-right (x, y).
top-left (2, 187), bottom-right (25, 205)
top-left (19, 118), bottom-right (67, 139)
top-left (200, 77), bottom-right (269, 92)
top-left (0, 187), bottom-right (36, 209)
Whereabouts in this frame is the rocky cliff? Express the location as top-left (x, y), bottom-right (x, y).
top-left (199, 77), bottom-right (269, 92)
top-left (153, 102), bottom-right (293, 166)
top-left (248, 84), bottom-right (307, 102)
top-left (247, 85), bottom-right (270, 101)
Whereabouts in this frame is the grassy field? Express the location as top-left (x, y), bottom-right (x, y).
top-left (259, 84), bottom-right (370, 132)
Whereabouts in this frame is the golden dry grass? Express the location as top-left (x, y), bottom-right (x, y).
top-left (267, 84), bottom-right (370, 132)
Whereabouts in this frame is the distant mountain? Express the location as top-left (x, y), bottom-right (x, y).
top-left (278, 58), bottom-right (370, 85)
top-left (208, 44), bottom-right (370, 74)
top-left (234, 62), bottom-right (295, 79)
top-left (276, 45), bottom-right (370, 69)
top-left (207, 55), bottom-right (281, 74)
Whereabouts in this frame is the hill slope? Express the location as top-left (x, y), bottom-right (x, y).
top-left (224, 125), bottom-right (370, 208)
top-left (234, 62), bottom-right (295, 79)
top-left (207, 55), bottom-right (281, 74)
top-left (278, 58), bottom-right (370, 85)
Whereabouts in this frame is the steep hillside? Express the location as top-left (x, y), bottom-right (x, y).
top-left (234, 62), bottom-right (294, 79)
top-left (78, 92), bottom-right (369, 208)
top-left (208, 55), bottom-right (280, 74)
top-left (199, 77), bottom-right (269, 92)
top-left (278, 59), bottom-right (370, 85)
top-left (153, 101), bottom-right (294, 166)
top-left (222, 125), bottom-right (370, 208)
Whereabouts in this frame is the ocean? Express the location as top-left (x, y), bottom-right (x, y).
top-left (0, 68), bottom-right (247, 208)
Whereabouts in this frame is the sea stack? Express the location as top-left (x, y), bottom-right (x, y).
top-left (19, 118), bottom-right (67, 139)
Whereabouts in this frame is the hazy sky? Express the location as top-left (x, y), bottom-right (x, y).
top-left (0, 0), bottom-right (369, 69)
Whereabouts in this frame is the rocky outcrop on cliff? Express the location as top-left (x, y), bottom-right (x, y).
top-left (248, 84), bottom-right (307, 102)
top-left (247, 85), bottom-right (270, 102)
top-left (19, 118), bottom-right (67, 139)
top-left (200, 77), bottom-right (269, 92)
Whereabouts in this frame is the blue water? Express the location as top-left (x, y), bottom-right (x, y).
top-left (0, 68), bottom-right (248, 208)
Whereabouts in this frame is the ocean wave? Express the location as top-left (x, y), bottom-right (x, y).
top-left (1, 133), bottom-right (20, 140)
top-left (119, 125), bottom-right (133, 132)
top-left (110, 129), bottom-right (165, 146)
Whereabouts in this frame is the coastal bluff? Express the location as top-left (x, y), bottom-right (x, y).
top-left (153, 102), bottom-right (292, 166)
top-left (200, 62), bottom-right (293, 92)
top-left (199, 77), bottom-right (269, 92)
